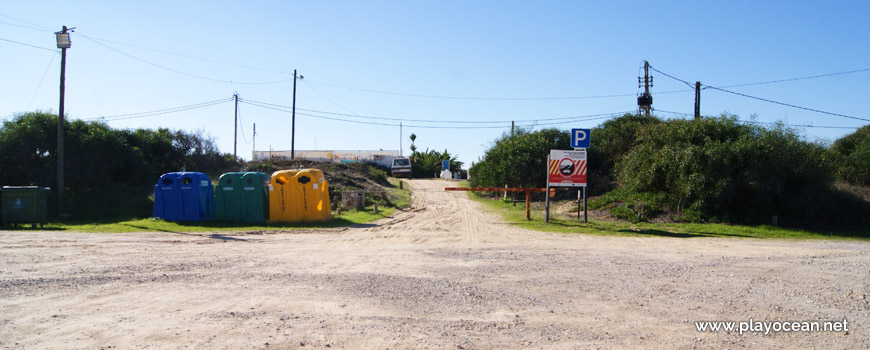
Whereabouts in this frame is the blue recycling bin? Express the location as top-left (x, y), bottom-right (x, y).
top-left (153, 172), bottom-right (215, 221)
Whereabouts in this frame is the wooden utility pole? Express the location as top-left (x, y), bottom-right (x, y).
top-left (252, 123), bottom-right (256, 160)
top-left (291, 70), bottom-right (300, 159)
top-left (233, 93), bottom-right (239, 159)
top-left (694, 81), bottom-right (701, 119)
top-left (56, 25), bottom-right (70, 215)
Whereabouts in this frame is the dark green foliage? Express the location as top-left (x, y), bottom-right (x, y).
top-left (410, 148), bottom-right (463, 178)
top-left (0, 111), bottom-right (242, 219)
top-left (616, 115), bottom-right (858, 225)
top-left (588, 113), bottom-right (662, 177)
top-left (831, 125), bottom-right (870, 186)
top-left (588, 189), bottom-right (667, 222)
top-left (470, 128), bottom-right (570, 189)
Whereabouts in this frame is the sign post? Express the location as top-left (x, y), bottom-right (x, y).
top-left (545, 127), bottom-right (591, 223)
top-left (545, 155), bottom-right (551, 223)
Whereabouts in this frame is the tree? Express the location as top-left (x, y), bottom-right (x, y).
top-left (616, 115), bottom-right (845, 224)
top-left (0, 111), bottom-right (242, 219)
top-left (470, 128), bottom-right (570, 188)
top-left (831, 125), bottom-right (870, 186)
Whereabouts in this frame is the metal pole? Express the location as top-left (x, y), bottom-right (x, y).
top-left (577, 190), bottom-right (581, 220)
top-left (57, 25), bottom-right (68, 215)
top-left (252, 123), bottom-right (256, 160)
top-left (583, 186), bottom-right (588, 223)
top-left (233, 93), bottom-right (238, 159)
top-left (545, 155), bottom-right (550, 223)
top-left (291, 69), bottom-right (297, 160)
top-left (399, 122), bottom-right (402, 157)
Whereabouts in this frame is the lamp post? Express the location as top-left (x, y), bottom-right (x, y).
top-left (55, 25), bottom-right (71, 216)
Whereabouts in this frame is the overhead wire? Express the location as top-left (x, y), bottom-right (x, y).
top-left (0, 37), bottom-right (56, 52)
top-left (649, 65), bottom-right (870, 123)
top-left (78, 32), bottom-right (293, 85)
top-left (704, 86), bottom-right (870, 123)
top-left (301, 79), bottom-right (362, 115)
top-left (239, 98), bottom-right (628, 129)
top-left (240, 97), bottom-right (632, 124)
top-left (0, 13), bottom-right (55, 31)
top-left (26, 51), bottom-right (59, 110)
top-left (84, 97), bottom-right (234, 121)
top-left (655, 109), bottom-right (860, 129)
top-left (237, 101), bottom-right (251, 144)
top-left (716, 68), bottom-right (870, 89)
top-left (81, 35), bottom-right (291, 75)
top-left (305, 78), bottom-right (693, 101)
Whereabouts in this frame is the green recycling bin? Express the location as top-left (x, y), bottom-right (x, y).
top-left (215, 172), bottom-right (269, 223)
top-left (1, 186), bottom-right (50, 228)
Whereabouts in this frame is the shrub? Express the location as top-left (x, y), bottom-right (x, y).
top-left (470, 128), bottom-right (570, 189)
top-left (616, 115), bottom-right (848, 225)
top-left (831, 125), bottom-right (870, 186)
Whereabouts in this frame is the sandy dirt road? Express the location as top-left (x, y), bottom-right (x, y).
top-left (1, 179), bottom-right (868, 349)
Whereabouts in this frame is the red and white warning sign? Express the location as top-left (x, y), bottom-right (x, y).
top-left (548, 149), bottom-right (587, 187)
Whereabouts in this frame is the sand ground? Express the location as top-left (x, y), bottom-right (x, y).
top-left (1, 179), bottom-right (867, 349)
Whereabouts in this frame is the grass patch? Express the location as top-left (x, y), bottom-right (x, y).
top-left (469, 193), bottom-right (870, 240)
top-left (3, 206), bottom-right (395, 233)
top-left (386, 177), bottom-right (412, 209)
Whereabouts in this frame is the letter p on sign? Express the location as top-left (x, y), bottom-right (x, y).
top-left (571, 128), bottom-right (591, 148)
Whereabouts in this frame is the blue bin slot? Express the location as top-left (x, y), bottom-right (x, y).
top-left (153, 172), bottom-right (214, 222)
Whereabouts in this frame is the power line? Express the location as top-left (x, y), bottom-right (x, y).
top-left (240, 97), bottom-right (632, 124)
top-left (0, 37), bottom-right (56, 52)
top-left (240, 98), bottom-right (628, 129)
top-left (655, 109), bottom-right (860, 129)
top-left (81, 35), bottom-right (291, 75)
top-left (84, 97), bottom-right (233, 121)
top-left (0, 13), bottom-right (55, 31)
top-left (26, 51), bottom-right (59, 110)
top-left (305, 78), bottom-right (692, 101)
top-left (717, 68), bottom-right (870, 89)
top-left (705, 86), bottom-right (870, 123)
top-left (78, 32), bottom-right (293, 85)
top-left (648, 65), bottom-right (695, 89)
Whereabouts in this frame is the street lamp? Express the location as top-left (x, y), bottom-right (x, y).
top-left (55, 25), bottom-right (72, 216)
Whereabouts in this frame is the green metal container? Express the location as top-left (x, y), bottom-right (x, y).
top-left (1, 186), bottom-right (50, 228)
top-left (215, 172), bottom-right (269, 223)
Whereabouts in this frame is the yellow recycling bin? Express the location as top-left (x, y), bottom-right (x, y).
top-left (268, 169), bottom-right (332, 222)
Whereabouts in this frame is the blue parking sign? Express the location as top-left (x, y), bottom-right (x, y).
top-left (571, 128), bottom-right (591, 148)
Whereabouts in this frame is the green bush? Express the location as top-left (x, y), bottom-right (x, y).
top-left (0, 111), bottom-right (242, 219)
top-left (589, 113), bottom-right (662, 177)
top-left (470, 128), bottom-right (570, 189)
top-left (615, 115), bottom-right (855, 225)
top-left (367, 165), bottom-right (388, 184)
top-left (831, 125), bottom-right (870, 186)
top-left (589, 188), bottom-right (666, 222)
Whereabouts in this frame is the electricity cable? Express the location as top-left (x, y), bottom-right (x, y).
top-left (78, 32), bottom-right (293, 85)
top-left (240, 98), bottom-right (627, 129)
top-left (26, 51), bottom-right (58, 110)
top-left (240, 97), bottom-right (632, 124)
top-left (84, 97), bottom-right (233, 121)
top-left (705, 86), bottom-right (870, 122)
top-left (0, 37), bottom-right (56, 52)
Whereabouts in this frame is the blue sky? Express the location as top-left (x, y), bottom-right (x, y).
top-left (2, 1), bottom-right (868, 167)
